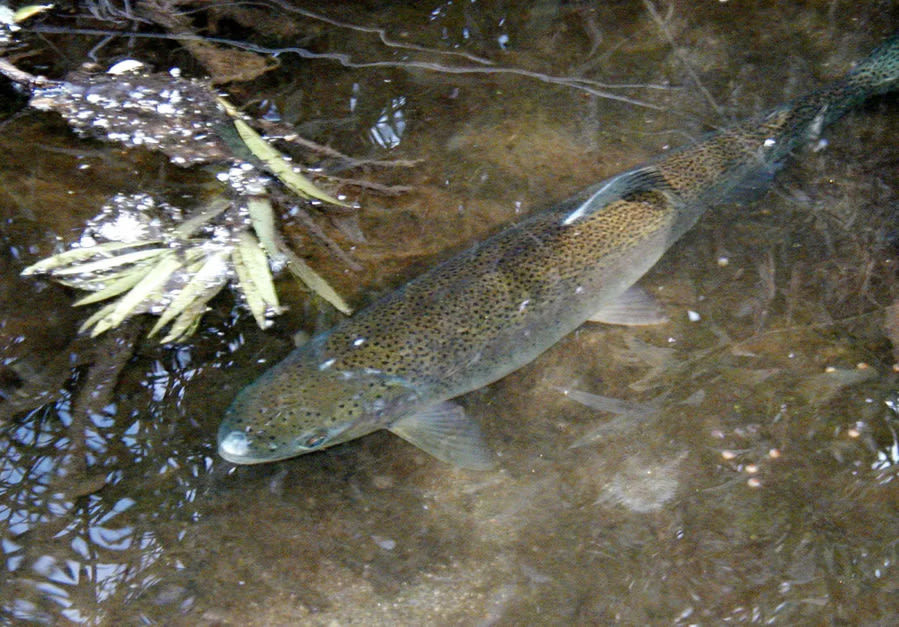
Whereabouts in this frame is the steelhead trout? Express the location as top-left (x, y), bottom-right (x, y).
top-left (219, 33), bottom-right (899, 469)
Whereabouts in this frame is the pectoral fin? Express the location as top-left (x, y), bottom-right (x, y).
top-left (389, 402), bottom-right (496, 470)
top-left (588, 286), bottom-right (669, 326)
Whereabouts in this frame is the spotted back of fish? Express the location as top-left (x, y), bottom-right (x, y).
top-left (318, 31), bottom-right (899, 402)
top-left (220, 31), bottom-right (899, 466)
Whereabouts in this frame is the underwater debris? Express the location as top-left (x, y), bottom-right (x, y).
top-left (595, 451), bottom-right (688, 513)
top-left (29, 69), bottom-right (234, 165)
top-left (21, 191), bottom-right (352, 343)
top-left (556, 386), bottom-right (665, 447)
top-left (19, 64), bottom-right (358, 341)
top-left (797, 364), bottom-right (878, 405)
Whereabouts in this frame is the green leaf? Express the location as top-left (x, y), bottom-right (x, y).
top-left (232, 235), bottom-right (273, 329)
top-left (173, 197), bottom-right (231, 239)
top-left (233, 118), bottom-right (349, 207)
top-left (156, 266), bottom-right (227, 343)
top-left (245, 196), bottom-right (351, 315)
top-left (79, 301), bottom-right (120, 336)
top-left (149, 253), bottom-right (229, 339)
top-left (246, 197), bottom-right (281, 260)
top-left (281, 247), bottom-right (352, 315)
top-left (21, 241), bottom-right (159, 275)
top-left (49, 247), bottom-right (169, 277)
top-left (237, 231), bottom-right (279, 307)
top-left (161, 306), bottom-right (206, 344)
top-left (72, 263), bottom-right (157, 305)
top-left (102, 254), bottom-right (182, 329)
top-left (13, 4), bottom-right (54, 24)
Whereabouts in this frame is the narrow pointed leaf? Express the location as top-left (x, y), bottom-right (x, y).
top-left (73, 263), bottom-right (157, 305)
top-left (105, 254), bottom-right (182, 329)
top-left (161, 306), bottom-right (206, 344)
top-left (246, 197), bottom-right (281, 259)
top-left (173, 197), bottom-right (231, 239)
top-left (158, 280), bottom-right (223, 343)
top-left (237, 232), bottom-right (279, 307)
top-left (13, 5), bottom-right (54, 23)
top-left (21, 241), bottom-right (158, 275)
top-left (233, 118), bottom-right (348, 207)
top-left (79, 301), bottom-right (120, 335)
top-left (49, 247), bottom-right (169, 276)
top-left (55, 269), bottom-right (146, 291)
top-left (149, 253), bottom-right (229, 338)
top-left (246, 196), bottom-right (350, 314)
top-left (232, 240), bottom-right (269, 329)
top-left (281, 247), bottom-right (352, 315)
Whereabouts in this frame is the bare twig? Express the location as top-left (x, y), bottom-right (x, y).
top-left (0, 56), bottom-right (48, 86)
top-left (19, 24), bottom-right (670, 109)
top-left (263, 0), bottom-right (497, 67)
top-left (334, 178), bottom-right (413, 196)
top-left (261, 124), bottom-right (423, 168)
top-left (289, 205), bottom-right (363, 272)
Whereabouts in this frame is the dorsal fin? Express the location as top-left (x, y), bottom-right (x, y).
top-left (561, 166), bottom-right (672, 226)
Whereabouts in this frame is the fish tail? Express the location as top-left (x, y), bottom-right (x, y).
top-left (845, 31), bottom-right (899, 95)
top-left (790, 31), bottom-right (899, 135)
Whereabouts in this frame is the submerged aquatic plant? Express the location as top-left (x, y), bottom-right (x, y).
top-left (19, 65), bottom-right (354, 342)
top-left (22, 193), bottom-right (282, 343)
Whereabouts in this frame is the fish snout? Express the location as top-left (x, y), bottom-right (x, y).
top-left (217, 427), bottom-right (259, 464)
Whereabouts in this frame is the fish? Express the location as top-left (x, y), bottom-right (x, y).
top-left (218, 32), bottom-right (899, 469)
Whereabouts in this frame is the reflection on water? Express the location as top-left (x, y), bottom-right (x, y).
top-left (371, 96), bottom-right (407, 149)
top-left (0, 362), bottom-right (218, 623)
top-left (0, 319), bottom-right (244, 623)
top-left (2, 1), bottom-right (899, 624)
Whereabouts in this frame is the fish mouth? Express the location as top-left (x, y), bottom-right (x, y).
top-left (216, 426), bottom-right (302, 465)
top-left (217, 422), bottom-right (360, 465)
top-left (217, 429), bottom-right (274, 464)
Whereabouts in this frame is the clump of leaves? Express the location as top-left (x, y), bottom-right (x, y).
top-left (20, 66), bottom-right (355, 342)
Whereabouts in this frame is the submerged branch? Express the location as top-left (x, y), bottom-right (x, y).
top-left (19, 24), bottom-right (670, 109)
top-left (262, 125), bottom-right (423, 169)
top-left (0, 56), bottom-right (45, 86)
top-left (263, 0), bottom-right (498, 67)
top-left (289, 205), bottom-right (364, 272)
top-left (332, 178), bottom-right (413, 196)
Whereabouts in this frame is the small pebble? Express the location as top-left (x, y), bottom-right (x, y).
top-left (372, 475), bottom-right (394, 489)
top-left (371, 535), bottom-right (396, 551)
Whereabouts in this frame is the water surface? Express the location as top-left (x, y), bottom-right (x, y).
top-left (2, 1), bottom-right (898, 624)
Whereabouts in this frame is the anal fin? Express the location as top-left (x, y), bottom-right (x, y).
top-left (588, 286), bottom-right (669, 326)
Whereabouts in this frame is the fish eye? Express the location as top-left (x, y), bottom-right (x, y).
top-left (297, 429), bottom-right (329, 450)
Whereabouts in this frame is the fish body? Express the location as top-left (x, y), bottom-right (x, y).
top-left (219, 33), bottom-right (899, 468)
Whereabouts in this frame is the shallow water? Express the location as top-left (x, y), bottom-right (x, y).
top-left (2, 1), bottom-right (899, 624)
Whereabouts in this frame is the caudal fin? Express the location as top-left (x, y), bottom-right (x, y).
top-left (847, 31), bottom-right (899, 95)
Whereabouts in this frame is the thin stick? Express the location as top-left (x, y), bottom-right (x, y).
top-left (290, 205), bottom-right (363, 272)
top-left (20, 24), bottom-right (670, 110)
top-left (0, 56), bottom-right (48, 86)
top-left (263, 0), bottom-right (497, 67)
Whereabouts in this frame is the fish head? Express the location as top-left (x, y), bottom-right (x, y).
top-left (217, 349), bottom-right (419, 464)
